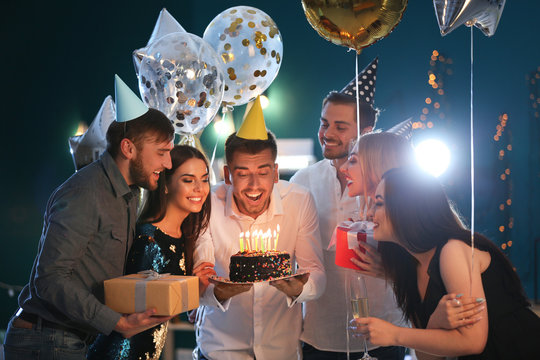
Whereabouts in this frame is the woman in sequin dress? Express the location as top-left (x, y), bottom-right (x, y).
top-left (87, 145), bottom-right (215, 359)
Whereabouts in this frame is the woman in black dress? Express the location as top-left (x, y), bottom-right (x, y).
top-left (87, 145), bottom-right (215, 359)
top-left (351, 167), bottom-right (540, 359)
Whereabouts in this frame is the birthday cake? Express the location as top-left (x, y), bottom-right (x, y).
top-left (229, 250), bottom-right (291, 282)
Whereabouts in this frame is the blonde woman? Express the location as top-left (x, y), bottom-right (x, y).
top-left (340, 132), bottom-right (416, 277)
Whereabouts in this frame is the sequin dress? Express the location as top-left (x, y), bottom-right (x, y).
top-left (87, 223), bottom-right (186, 360)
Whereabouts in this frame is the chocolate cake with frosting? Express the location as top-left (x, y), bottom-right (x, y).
top-left (229, 250), bottom-right (291, 282)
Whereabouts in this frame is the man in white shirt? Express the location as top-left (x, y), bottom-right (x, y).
top-left (193, 98), bottom-right (326, 360)
top-left (290, 58), bottom-right (407, 360)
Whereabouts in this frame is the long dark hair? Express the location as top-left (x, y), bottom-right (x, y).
top-left (139, 145), bottom-right (211, 275)
top-left (378, 167), bottom-right (527, 326)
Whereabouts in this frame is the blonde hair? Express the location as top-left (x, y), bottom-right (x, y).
top-left (354, 132), bottom-right (416, 196)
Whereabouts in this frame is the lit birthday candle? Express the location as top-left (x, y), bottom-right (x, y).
top-left (253, 230), bottom-right (259, 251)
top-left (246, 230), bottom-right (251, 251)
top-left (273, 230), bottom-right (277, 250)
top-left (266, 229), bottom-right (272, 251)
top-left (239, 232), bottom-right (244, 252)
top-left (275, 224), bottom-right (280, 250)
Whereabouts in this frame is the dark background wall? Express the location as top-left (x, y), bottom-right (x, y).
top-left (1, 0), bottom-right (539, 327)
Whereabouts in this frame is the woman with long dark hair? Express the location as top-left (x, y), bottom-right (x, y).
top-left (352, 167), bottom-right (540, 359)
top-left (87, 145), bottom-right (215, 359)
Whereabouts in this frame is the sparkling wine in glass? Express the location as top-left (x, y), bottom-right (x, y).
top-left (348, 273), bottom-right (376, 360)
top-left (351, 297), bottom-right (369, 319)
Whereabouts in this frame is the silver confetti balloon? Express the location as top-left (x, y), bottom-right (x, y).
top-left (138, 32), bottom-right (225, 135)
top-left (203, 6), bottom-right (283, 107)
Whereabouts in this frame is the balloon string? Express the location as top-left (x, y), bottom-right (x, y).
top-left (355, 53), bottom-right (361, 139)
top-left (210, 110), bottom-right (226, 169)
top-left (346, 274), bottom-right (351, 360)
top-left (470, 26), bottom-right (475, 297)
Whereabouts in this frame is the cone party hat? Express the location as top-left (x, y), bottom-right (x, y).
top-left (387, 118), bottom-right (413, 140)
top-left (114, 74), bottom-right (148, 122)
top-left (340, 57), bottom-right (378, 105)
top-left (236, 96), bottom-right (268, 140)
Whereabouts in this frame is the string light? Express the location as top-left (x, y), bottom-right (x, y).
top-left (493, 112), bottom-right (513, 251)
top-left (419, 50), bottom-right (452, 130)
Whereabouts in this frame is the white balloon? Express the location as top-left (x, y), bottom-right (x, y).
top-left (138, 32), bottom-right (225, 135)
top-left (203, 6), bottom-right (283, 106)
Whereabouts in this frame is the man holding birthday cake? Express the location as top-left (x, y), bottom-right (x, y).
top-left (290, 58), bottom-right (408, 360)
top-left (3, 75), bottom-right (175, 359)
top-left (193, 97), bottom-right (326, 360)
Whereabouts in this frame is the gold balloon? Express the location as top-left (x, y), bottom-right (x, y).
top-left (301, 0), bottom-right (408, 53)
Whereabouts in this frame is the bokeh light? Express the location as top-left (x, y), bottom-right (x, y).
top-left (260, 95), bottom-right (270, 109)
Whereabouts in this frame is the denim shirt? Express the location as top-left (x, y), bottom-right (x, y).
top-left (17, 151), bottom-right (139, 336)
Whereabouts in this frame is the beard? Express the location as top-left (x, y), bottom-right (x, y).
top-left (322, 146), bottom-right (349, 160)
top-left (129, 155), bottom-right (157, 190)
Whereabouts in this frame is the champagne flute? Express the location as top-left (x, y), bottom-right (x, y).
top-left (348, 273), bottom-right (376, 360)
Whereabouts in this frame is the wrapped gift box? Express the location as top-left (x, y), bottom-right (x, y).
top-left (334, 221), bottom-right (375, 271)
top-left (104, 273), bottom-right (199, 316)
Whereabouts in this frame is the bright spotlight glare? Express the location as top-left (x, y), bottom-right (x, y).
top-left (260, 95), bottom-right (270, 109)
top-left (214, 118), bottom-right (235, 137)
top-left (415, 139), bottom-right (450, 177)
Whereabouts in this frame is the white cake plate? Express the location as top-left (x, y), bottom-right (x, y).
top-left (208, 270), bottom-right (310, 285)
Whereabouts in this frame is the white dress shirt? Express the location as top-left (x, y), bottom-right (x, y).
top-left (290, 159), bottom-right (407, 352)
top-left (193, 180), bottom-right (326, 360)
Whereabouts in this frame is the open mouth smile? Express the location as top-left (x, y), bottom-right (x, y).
top-left (323, 138), bottom-right (340, 147)
top-left (245, 192), bottom-right (262, 202)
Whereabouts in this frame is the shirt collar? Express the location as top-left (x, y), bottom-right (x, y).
top-left (328, 159), bottom-right (340, 176)
top-left (326, 159), bottom-right (352, 199)
top-left (100, 151), bottom-right (133, 200)
top-left (224, 182), bottom-right (284, 220)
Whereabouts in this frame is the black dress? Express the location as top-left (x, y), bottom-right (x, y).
top-left (416, 242), bottom-right (540, 359)
top-left (87, 223), bottom-right (187, 360)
